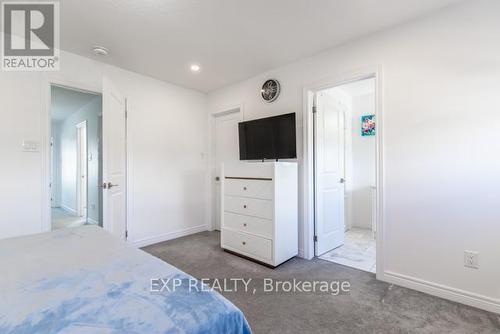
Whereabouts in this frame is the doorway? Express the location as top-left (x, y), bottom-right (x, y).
top-left (210, 107), bottom-right (242, 230)
top-left (312, 77), bottom-right (378, 273)
top-left (50, 85), bottom-right (102, 230)
top-left (45, 78), bottom-right (128, 240)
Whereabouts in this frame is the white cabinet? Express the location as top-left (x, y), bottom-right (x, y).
top-left (221, 162), bottom-right (298, 267)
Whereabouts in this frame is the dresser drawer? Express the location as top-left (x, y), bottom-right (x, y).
top-left (225, 178), bottom-right (273, 200)
top-left (224, 196), bottom-right (273, 220)
top-left (222, 228), bottom-right (272, 262)
top-left (223, 212), bottom-right (272, 238)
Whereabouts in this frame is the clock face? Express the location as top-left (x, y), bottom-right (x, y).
top-left (261, 79), bottom-right (280, 103)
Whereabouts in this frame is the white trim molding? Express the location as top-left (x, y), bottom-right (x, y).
top-left (207, 104), bottom-right (244, 231)
top-left (60, 204), bottom-right (78, 216)
top-left (76, 120), bottom-right (88, 218)
top-left (130, 224), bottom-right (208, 248)
top-left (87, 218), bottom-right (100, 225)
top-left (301, 65), bottom-right (385, 279)
top-left (381, 271), bottom-right (500, 314)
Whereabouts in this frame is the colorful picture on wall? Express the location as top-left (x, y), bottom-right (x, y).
top-left (361, 115), bottom-right (375, 136)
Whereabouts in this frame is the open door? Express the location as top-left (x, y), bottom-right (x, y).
top-left (212, 110), bottom-right (241, 230)
top-left (102, 77), bottom-right (127, 240)
top-left (314, 91), bottom-right (346, 256)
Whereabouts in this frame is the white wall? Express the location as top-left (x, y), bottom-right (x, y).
top-left (0, 49), bottom-right (208, 246)
top-left (350, 92), bottom-right (376, 229)
top-left (106, 66), bottom-right (209, 246)
top-left (53, 95), bottom-right (101, 222)
top-left (208, 0), bottom-right (500, 312)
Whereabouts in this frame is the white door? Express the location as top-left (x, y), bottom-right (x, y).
top-left (314, 91), bottom-right (346, 256)
top-left (76, 121), bottom-right (88, 219)
top-left (50, 137), bottom-right (56, 208)
top-left (213, 111), bottom-right (241, 230)
top-left (102, 77), bottom-right (127, 240)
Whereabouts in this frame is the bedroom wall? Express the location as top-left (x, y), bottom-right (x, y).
top-left (208, 0), bottom-right (500, 312)
top-left (0, 49), bottom-right (208, 245)
top-left (104, 66), bottom-right (209, 246)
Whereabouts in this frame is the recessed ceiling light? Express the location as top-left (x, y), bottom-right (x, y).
top-left (190, 64), bottom-right (201, 72)
top-left (92, 46), bottom-right (109, 56)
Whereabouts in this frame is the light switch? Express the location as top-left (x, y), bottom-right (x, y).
top-left (22, 140), bottom-right (39, 152)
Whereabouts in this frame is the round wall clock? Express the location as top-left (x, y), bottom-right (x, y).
top-left (261, 79), bottom-right (281, 103)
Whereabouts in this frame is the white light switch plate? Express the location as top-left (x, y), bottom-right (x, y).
top-left (22, 140), bottom-right (39, 152)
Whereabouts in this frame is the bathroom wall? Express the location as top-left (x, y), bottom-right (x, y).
top-left (350, 92), bottom-right (376, 229)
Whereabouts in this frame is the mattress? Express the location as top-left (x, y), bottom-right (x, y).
top-left (0, 226), bottom-right (251, 334)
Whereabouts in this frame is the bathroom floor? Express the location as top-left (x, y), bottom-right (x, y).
top-left (319, 227), bottom-right (376, 273)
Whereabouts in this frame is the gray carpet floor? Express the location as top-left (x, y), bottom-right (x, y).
top-left (143, 231), bottom-right (500, 334)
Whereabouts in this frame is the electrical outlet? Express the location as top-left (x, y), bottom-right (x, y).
top-left (464, 251), bottom-right (479, 269)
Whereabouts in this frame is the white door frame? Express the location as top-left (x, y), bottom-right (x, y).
top-left (50, 136), bottom-right (55, 208)
top-left (207, 104), bottom-right (243, 231)
top-left (302, 66), bottom-right (385, 278)
top-left (76, 120), bottom-right (88, 219)
top-left (42, 78), bottom-right (102, 232)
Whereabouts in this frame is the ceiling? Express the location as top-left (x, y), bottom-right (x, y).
top-left (337, 78), bottom-right (375, 97)
top-left (51, 86), bottom-right (100, 121)
top-left (60, 0), bottom-right (464, 92)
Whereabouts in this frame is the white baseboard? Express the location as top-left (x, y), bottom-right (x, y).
top-left (130, 224), bottom-right (208, 248)
top-left (381, 271), bottom-right (500, 314)
top-left (60, 205), bottom-right (77, 216)
top-left (87, 218), bottom-right (99, 225)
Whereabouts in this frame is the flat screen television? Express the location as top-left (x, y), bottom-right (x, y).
top-left (238, 113), bottom-right (296, 160)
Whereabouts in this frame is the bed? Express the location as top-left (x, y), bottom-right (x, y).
top-left (0, 226), bottom-right (251, 334)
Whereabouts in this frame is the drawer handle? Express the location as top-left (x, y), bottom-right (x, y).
top-left (243, 205), bottom-right (247, 209)
top-left (243, 223), bottom-right (247, 227)
top-left (243, 187), bottom-right (247, 191)
top-left (242, 241), bottom-right (246, 245)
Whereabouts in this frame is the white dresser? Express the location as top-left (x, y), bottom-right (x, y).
top-left (221, 162), bottom-right (298, 267)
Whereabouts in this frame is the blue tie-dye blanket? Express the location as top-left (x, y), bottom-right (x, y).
top-left (0, 226), bottom-right (251, 334)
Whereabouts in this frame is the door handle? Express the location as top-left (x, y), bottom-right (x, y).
top-left (100, 182), bottom-right (119, 189)
top-left (215, 176), bottom-right (220, 181)
top-left (107, 182), bottom-right (119, 189)
top-left (339, 178), bottom-right (345, 184)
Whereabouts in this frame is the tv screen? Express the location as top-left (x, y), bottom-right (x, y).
top-left (238, 113), bottom-right (296, 160)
